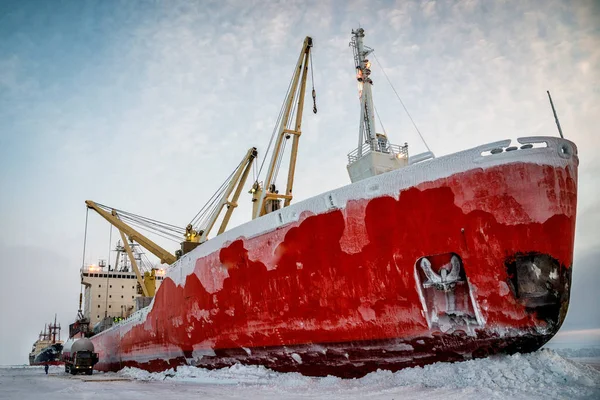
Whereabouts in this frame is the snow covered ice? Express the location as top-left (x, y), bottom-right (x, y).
top-left (1, 349), bottom-right (598, 400)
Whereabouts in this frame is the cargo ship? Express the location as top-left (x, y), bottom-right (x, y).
top-left (28, 315), bottom-right (63, 366)
top-left (83, 29), bottom-right (578, 378)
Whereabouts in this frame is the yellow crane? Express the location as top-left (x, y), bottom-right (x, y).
top-left (85, 146), bottom-right (259, 279)
top-left (84, 202), bottom-right (175, 297)
top-left (183, 146), bottom-right (258, 252)
top-left (83, 37), bottom-right (317, 293)
top-left (116, 228), bottom-right (153, 297)
top-left (111, 236), bottom-right (159, 297)
top-left (85, 200), bottom-right (177, 265)
top-left (251, 36), bottom-right (315, 219)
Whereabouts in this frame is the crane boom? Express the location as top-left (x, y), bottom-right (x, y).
top-left (252, 36), bottom-right (313, 219)
top-left (116, 225), bottom-right (150, 297)
top-left (85, 200), bottom-right (177, 265)
top-left (199, 147), bottom-right (258, 242)
top-left (216, 147), bottom-right (258, 235)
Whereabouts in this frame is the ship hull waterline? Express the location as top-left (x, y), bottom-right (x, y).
top-left (91, 136), bottom-right (578, 378)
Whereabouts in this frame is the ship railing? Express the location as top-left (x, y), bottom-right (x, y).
top-left (113, 301), bottom-right (152, 327)
top-left (347, 142), bottom-right (408, 164)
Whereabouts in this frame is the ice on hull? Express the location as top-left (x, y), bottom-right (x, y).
top-left (111, 330), bottom-right (563, 378)
top-left (91, 137), bottom-right (578, 378)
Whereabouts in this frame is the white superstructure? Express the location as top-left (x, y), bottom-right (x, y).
top-left (347, 28), bottom-right (410, 183)
top-left (81, 265), bottom-right (165, 327)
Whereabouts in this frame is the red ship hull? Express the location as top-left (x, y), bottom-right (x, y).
top-left (91, 137), bottom-right (578, 377)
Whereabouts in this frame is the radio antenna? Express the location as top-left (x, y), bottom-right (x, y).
top-left (547, 90), bottom-right (564, 139)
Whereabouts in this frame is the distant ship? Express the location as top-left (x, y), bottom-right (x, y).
top-left (29, 315), bottom-right (63, 365)
top-left (82, 29), bottom-right (577, 378)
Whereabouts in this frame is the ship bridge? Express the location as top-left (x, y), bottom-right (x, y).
top-left (81, 261), bottom-right (165, 328)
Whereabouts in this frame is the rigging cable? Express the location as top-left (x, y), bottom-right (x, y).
top-left (252, 154), bottom-right (257, 183)
top-left (114, 214), bottom-right (182, 240)
top-left (372, 52), bottom-right (432, 153)
top-left (104, 224), bottom-right (112, 317)
top-left (130, 243), bottom-right (147, 273)
top-left (120, 218), bottom-right (181, 243)
top-left (142, 252), bottom-right (156, 273)
top-left (107, 224), bottom-right (113, 269)
top-left (189, 156), bottom-right (248, 232)
top-left (94, 203), bottom-right (186, 240)
top-left (373, 105), bottom-right (388, 136)
top-left (255, 61), bottom-right (298, 182)
top-left (103, 209), bottom-right (182, 242)
top-left (194, 184), bottom-right (230, 233)
top-left (117, 214), bottom-right (182, 239)
top-left (81, 207), bottom-right (89, 269)
top-left (188, 162), bottom-right (241, 229)
top-left (105, 206), bottom-right (185, 234)
top-left (310, 50), bottom-right (317, 114)
top-left (272, 76), bottom-right (302, 185)
top-left (79, 207), bottom-right (89, 317)
top-left (272, 136), bottom-right (288, 187)
top-left (255, 44), bottom-right (315, 187)
top-left (195, 199), bottom-right (222, 234)
top-left (98, 204), bottom-right (183, 231)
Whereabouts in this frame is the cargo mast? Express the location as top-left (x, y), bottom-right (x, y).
top-left (251, 36), bottom-right (314, 219)
top-left (346, 28), bottom-right (410, 183)
top-left (351, 28), bottom-right (377, 154)
top-left (186, 147), bottom-right (258, 249)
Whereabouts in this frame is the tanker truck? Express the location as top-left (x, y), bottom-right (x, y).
top-left (61, 337), bottom-right (99, 375)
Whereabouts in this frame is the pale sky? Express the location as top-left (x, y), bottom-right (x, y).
top-left (0, 0), bottom-right (598, 365)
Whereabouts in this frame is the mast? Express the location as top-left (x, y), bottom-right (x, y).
top-left (252, 36), bottom-right (314, 219)
top-left (199, 147), bottom-right (258, 240)
top-left (547, 90), bottom-right (564, 139)
top-left (351, 28), bottom-right (377, 155)
top-left (48, 314), bottom-right (61, 343)
top-left (346, 28), bottom-right (409, 183)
